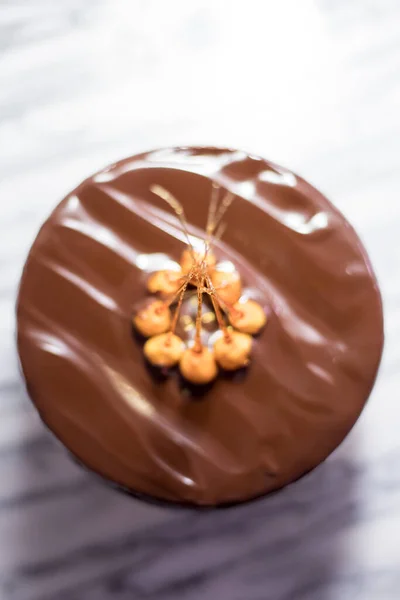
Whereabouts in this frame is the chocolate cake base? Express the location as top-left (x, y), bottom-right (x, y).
top-left (16, 147), bottom-right (384, 506)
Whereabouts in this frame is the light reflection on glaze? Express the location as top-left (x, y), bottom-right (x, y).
top-left (135, 253), bottom-right (181, 273)
top-left (105, 366), bottom-right (155, 418)
top-left (284, 211), bottom-right (329, 234)
top-left (259, 169), bottom-right (297, 187)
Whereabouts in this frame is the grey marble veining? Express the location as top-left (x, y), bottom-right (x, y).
top-left (1, 1), bottom-right (400, 599)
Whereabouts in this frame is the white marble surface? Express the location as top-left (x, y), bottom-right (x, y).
top-left (1, 0), bottom-right (400, 598)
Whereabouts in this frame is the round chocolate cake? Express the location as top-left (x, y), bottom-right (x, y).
top-left (17, 147), bottom-right (384, 506)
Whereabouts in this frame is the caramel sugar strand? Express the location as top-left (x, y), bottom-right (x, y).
top-left (193, 275), bottom-right (205, 352)
top-left (205, 275), bottom-right (231, 343)
top-left (169, 279), bottom-right (190, 339)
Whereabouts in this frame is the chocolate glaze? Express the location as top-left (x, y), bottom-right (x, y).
top-left (16, 147), bottom-right (384, 506)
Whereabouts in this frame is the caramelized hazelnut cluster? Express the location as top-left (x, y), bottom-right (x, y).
top-left (132, 184), bottom-right (267, 386)
top-left (133, 247), bottom-right (266, 385)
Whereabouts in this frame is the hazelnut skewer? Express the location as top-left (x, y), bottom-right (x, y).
top-left (142, 275), bottom-right (191, 367)
top-left (205, 275), bottom-right (252, 371)
top-left (179, 275), bottom-right (217, 385)
top-left (228, 298), bottom-right (267, 335)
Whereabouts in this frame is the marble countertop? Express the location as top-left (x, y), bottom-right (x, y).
top-left (1, 1), bottom-right (400, 598)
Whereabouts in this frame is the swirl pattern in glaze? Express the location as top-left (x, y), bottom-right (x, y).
top-left (16, 147), bottom-right (384, 506)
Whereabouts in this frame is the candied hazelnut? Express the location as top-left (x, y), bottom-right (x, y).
top-left (133, 300), bottom-right (171, 337)
top-left (144, 333), bottom-right (185, 367)
top-left (214, 331), bottom-right (252, 370)
top-left (229, 299), bottom-right (266, 335)
top-left (179, 346), bottom-right (218, 384)
top-left (147, 270), bottom-right (183, 297)
top-left (211, 269), bottom-right (242, 304)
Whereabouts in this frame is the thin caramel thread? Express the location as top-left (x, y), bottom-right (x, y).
top-left (211, 191), bottom-right (234, 241)
top-left (204, 188), bottom-right (234, 261)
top-left (166, 267), bottom-right (198, 343)
top-left (150, 185), bottom-right (196, 260)
top-left (204, 183), bottom-right (219, 260)
top-left (205, 275), bottom-right (231, 343)
top-left (193, 275), bottom-right (204, 352)
top-left (161, 271), bottom-right (192, 308)
top-left (213, 220), bottom-right (226, 245)
top-left (206, 183), bottom-right (219, 239)
top-left (170, 281), bottom-right (190, 335)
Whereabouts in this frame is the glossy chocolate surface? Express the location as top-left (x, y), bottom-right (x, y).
top-left (16, 147), bottom-right (384, 505)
